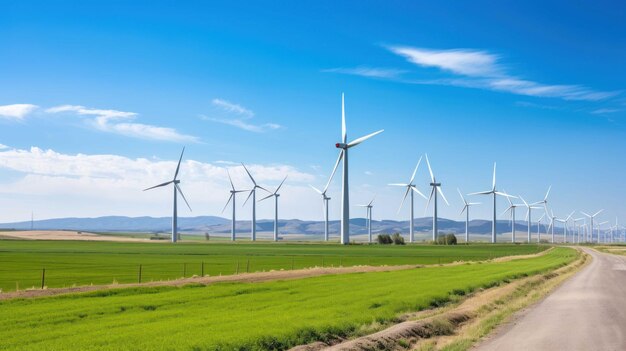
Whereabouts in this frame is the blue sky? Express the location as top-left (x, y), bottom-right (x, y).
top-left (0, 1), bottom-right (624, 227)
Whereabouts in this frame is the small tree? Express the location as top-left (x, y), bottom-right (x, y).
top-left (377, 234), bottom-right (393, 244)
top-left (435, 233), bottom-right (457, 245)
top-left (391, 233), bottom-right (405, 245)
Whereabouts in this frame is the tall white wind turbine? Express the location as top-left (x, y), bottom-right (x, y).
top-left (259, 176), bottom-right (287, 242)
top-left (143, 147), bottom-right (192, 243)
top-left (356, 196), bottom-right (375, 243)
top-left (574, 217), bottom-right (585, 244)
top-left (425, 154), bottom-right (449, 242)
top-left (389, 157), bottom-right (427, 243)
top-left (222, 169), bottom-right (249, 241)
top-left (533, 186), bottom-right (552, 216)
top-left (555, 211), bottom-right (575, 243)
top-left (332, 93), bottom-right (384, 245)
top-left (242, 163), bottom-right (269, 241)
top-left (458, 188), bottom-right (480, 244)
top-left (309, 162), bottom-right (342, 241)
top-left (547, 209), bottom-right (557, 243)
top-left (581, 209), bottom-right (603, 243)
top-left (537, 213), bottom-right (546, 242)
top-left (520, 196), bottom-right (542, 243)
top-left (502, 193), bottom-right (521, 243)
top-left (469, 163), bottom-right (516, 243)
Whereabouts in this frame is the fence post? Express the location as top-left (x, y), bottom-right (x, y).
top-left (201, 262), bottom-right (204, 277)
top-left (246, 259), bottom-right (250, 273)
top-left (41, 268), bottom-right (46, 289)
top-left (138, 264), bottom-right (142, 283)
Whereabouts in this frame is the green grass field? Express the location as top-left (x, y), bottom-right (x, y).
top-left (0, 240), bottom-right (546, 292)
top-left (0, 247), bottom-right (577, 351)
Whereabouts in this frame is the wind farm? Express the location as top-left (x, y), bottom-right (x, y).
top-left (2, 2), bottom-right (626, 351)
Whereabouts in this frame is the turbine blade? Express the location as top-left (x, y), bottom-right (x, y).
top-left (368, 195), bottom-right (376, 206)
top-left (500, 207), bottom-right (511, 217)
top-left (519, 195), bottom-right (528, 207)
top-left (227, 169), bottom-right (236, 191)
top-left (275, 176), bottom-right (287, 193)
top-left (259, 194), bottom-right (273, 202)
top-left (468, 190), bottom-right (493, 195)
top-left (347, 129), bottom-right (384, 148)
top-left (397, 186), bottom-right (410, 214)
top-left (567, 211), bottom-right (575, 220)
top-left (425, 187), bottom-right (435, 211)
top-left (389, 183), bottom-right (409, 187)
top-left (492, 162), bottom-right (497, 190)
top-left (175, 184), bottom-right (192, 212)
top-left (460, 205), bottom-right (468, 215)
top-left (309, 185), bottom-right (323, 194)
top-left (593, 209), bottom-right (604, 217)
top-left (409, 156), bottom-right (423, 184)
top-left (538, 213), bottom-right (545, 221)
top-left (469, 202), bottom-right (482, 205)
top-left (457, 188), bottom-right (467, 204)
top-left (173, 147), bottom-right (185, 180)
top-left (544, 185), bottom-right (552, 201)
top-left (437, 187), bottom-right (449, 206)
top-left (143, 180), bottom-right (174, 191)
top-left (412, 186), bottom-right (428, 199)
top-left (581, 211), bottom-right (591, 217)
top-left (243, 189), bottom-right (254, 207)
top-left (241, 163), bottom-right (257, 186)
top-left (341, 93), bottom-right (347, 143)
top-left (495, 192), bottom-right (517, 199)
top-left (425, 153), bottom-right (434, 182)
top-left (325, 150), bottom-right (343, 192)
top-left (221, 194), bottom-right (234, 214)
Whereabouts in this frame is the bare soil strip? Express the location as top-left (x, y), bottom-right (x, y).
top-left (0, 247), bottom-right (552, 301)
top-left (289, 247), bottom-right (586, 351)
top-left (0, 230), bottom-right (152, 242)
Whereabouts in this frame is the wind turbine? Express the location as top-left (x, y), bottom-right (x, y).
top-left (555, 211), bottom-right (575, 243)
top-left (222, 169), bottom-right (249, 241)
top-left (458, 188), bottom-right (480, 244)
top-left (425, 154), bottom-right (449, 242)
top-left (310, 161), bottom-right (342, 241)
top-left (520, 196), bottom-right (542, 243)
top-left (143, 147), bottom-right (192, 243)
top-left (356, 196), bottom-right (375, 243)
top-left (501, 193), bottom-right (521, 243)
top-left (537, 213), bottom-right (546, 242)
top-left (469, 163), bottom-right (516, 243)
top-left (597, 221), bottom-right (609, 242)
top-left (332, 93), bottom-right (384, 245)
top-left (581, 210), bottom-right (603, 243)
top-left (259, 176), bottom-right (287, 242)
top-left (532, 186), bottom-right (552, 216)
top-left (547, 209), bottom-right (557, 243)
top-left (389, 157), bottom-right (427, 243)
top-left (242, 163), bottom-right (269, 241)
top-left (574, 217), bottom-right (585, 244)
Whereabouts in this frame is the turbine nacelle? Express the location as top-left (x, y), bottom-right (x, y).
top-left (335, 142), bottom-right (347, 149)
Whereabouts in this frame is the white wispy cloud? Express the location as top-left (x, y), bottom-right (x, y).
top-left (0, 144), bottom-right (9, 150)
top-left (329, 45), bottom-right (619, 103)
top-left (0, 147), bottom-right (317, 221)
top-left (46, 105), bottom-right (199, 143)
top-left (205, 98), bottom-right (282, 133)
top-left (388, 47), bottom-right (502, 77)
top-left (212, 98), bottom-right (254, 117)
top-left (591, 108), bottom-right (622, 114)
top-left (322, 66), bottom-right (406, 79)
top-left (0, 104), bottom-right (39, 120)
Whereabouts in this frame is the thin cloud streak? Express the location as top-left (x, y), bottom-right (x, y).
top-left (322, 66), bottom-right (406, 79)
top-left (46, 105), bottom-right (199, 143)
top-left (205, 98), bottom-right (281, 132)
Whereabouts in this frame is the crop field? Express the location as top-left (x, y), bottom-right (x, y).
top-left (0, 240), bottom-right (546, 292)
top-left (0, 247), bottom-right (576, 350)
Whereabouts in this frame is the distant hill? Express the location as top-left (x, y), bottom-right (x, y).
top-left (0, 215), bottom-right (549, 235)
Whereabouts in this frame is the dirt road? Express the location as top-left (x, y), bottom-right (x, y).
top-left (474, 248), bottom-right (626, 351)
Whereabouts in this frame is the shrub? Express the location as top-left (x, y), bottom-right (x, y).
top-left (391, 233), bottom-right (405, 245)
top-left (376, 234), bottom-right (393, 244)
top-left (435, 233), bottom-right (458, 245)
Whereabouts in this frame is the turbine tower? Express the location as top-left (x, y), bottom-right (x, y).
top-left (537, 213), bottom-right (546, 242)
top-left (259, 176), bottom-right (287, 242)
top-left (222, 169), bottom-right (249, 241)
top-left (389, 156), bottom-right (427, 243)
top-left (555, 211), bottom-right (574, 243)
top-left (242, 163), bottom-right (269, 241)
top-left (458, 188), bottom-right (480, 244)
top-left (502, 193), bottom-right (521, 243)
top-left (520, 196), bottom-right (541, 243)
top-left (581, 210), bottom-right (603, 243)
top-left (425, 154), bottom-right (449, 242)
top-left (574, 217), bottom-right (585, 244)
top-left (547, 209), bottom-right (557, 243)
top-left (469, 163), bottom-right (515, 243)
top-left (356, 196), bottom-right (375, 243)
top-left (332, 93), bottom-right (384, 245)
top-left (309, 163), bottom-right (341, 241)
top-left (143, 147), bottom-right (192, 243)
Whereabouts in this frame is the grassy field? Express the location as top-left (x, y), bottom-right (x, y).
top-left (0, 240), bottom-right (546, 292)
top-left (0, 247), bottom-right (576, 350)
